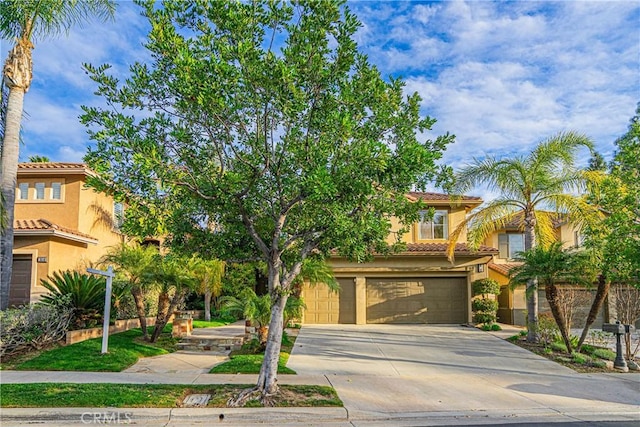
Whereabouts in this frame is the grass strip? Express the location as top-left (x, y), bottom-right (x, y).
top-left (209, 353), bottom-right (295, 374)
top-left (0, 383), bottom-right (342, 408)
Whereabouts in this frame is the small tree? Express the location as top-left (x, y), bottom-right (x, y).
top-left (471, 278), bottom-right (500, 326)
top-left (189, 257), bottom-right (225, 321)
top-left (100, 243), bottom-right (159, 340)
top-left (510, 242), bottom-right (596, 354)
top-left (148, 255), bottom-right (194, 343)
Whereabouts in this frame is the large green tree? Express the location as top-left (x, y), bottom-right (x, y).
top-left (578, 105), bottom-right (640, 349)
top-left (0, 0), bottom-right (115, 309)
top-left (82, 0), bottom-right (451, 403)
top-left (447, 132), bottom-right (602, 342)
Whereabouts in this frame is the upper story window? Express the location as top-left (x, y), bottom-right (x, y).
top-left (51, 182), bottom-right (62, 200)
top-left (418, 209), bottom-right (448, 240)
top-left (16, 180), bottom-right (65, 202)
top-left (18, 183), bottom-right (29, 200)
top-left (498, 233), bottom-right (524, 259)
top-left (35, 182), bottom-right (45, 200)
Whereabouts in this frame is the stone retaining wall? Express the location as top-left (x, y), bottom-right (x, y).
top-left (65, 317), bottom-right (157, 345)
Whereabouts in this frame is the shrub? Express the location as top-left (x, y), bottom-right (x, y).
top-left (491, 324), bottom-right (502, 331)
top-left (572, 352), bottom-right (588, 364)
top-left (538, 313), bottom-right (559, 346)
top-left (593, 348), bottom-right (616, 361)
top-left (550, 342), bottom-right (567, 352)
top-left (0, 297), bottom-right (74, 358)
top-left (472, 278), bottom-right (500, 297)
top-left (472, 299), bottom-right (498, 313)
top-left (39, 271), bottom-right (106, 329)
top-left (473, 311), bottom-right (497, 325)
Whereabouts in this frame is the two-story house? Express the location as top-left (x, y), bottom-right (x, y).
top-left (9, 162), bottom-right (125, 307)
top-left (300, 192), bottom-right (498, 324)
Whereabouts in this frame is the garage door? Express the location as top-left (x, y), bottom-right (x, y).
top-left (9, 255), bottom-right (33, 307)
top-left (302, 278), bottom-right (355, 324)
top-left (366, 277), bottom-right (467, 324)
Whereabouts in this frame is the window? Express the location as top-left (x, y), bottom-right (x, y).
top-left (35, 182), bottom-right (45, 200)
top-left (113, 202), bottom-right (124, 229)
top-left (418, 210), bottom-right (448, 239)
top-left (498, 233), bottom-right (524, 259)
top-left (51, 182), bottom-right (62, 200)
top-left (574, 231), bottom-right (585, 248)
top-left (18, 183), bottom-right (29, 200)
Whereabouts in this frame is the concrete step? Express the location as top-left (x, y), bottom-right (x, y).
top-left (176, 335), bottom-right (244, 352)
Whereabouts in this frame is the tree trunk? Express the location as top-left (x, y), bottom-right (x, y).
top-left (151, 287), bottom-right (188, 343)
top-left (523, 210), bottom-right (538, 342)
top-left (1, 38), bottom-right (34, 310)
top-left (576, 274), bottom-right (610, 352)
top-left (545, 283), bottom-right (572, 353)
top-left (256, 293), bottom-right (287, 397)
top-left (130, 286), bottom-right (148, 339)
top-left (150, 290), bottom-right (170, 343)
top-left (204, 288), bottom-right (212, 321)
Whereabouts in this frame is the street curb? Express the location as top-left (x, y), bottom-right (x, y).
top-left (0, 407), bottom-right (350, 425)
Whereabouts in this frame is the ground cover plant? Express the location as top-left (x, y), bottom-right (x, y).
top-left (210, 331), bottom-right (296, 375)
top-left (0, 383), bottom-right (342, 408)
top-left (507, 329), bottom-right (622, 373)
top-left (1, 325), bottom-right (177, 372)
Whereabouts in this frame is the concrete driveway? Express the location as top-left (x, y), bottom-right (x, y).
top-left (287, 324), bottom-right (640, 424)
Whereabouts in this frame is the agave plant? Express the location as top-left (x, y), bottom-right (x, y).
top-left (39, 270), bottom-right (106, 329)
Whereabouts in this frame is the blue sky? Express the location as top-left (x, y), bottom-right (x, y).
top-left (4, 1), bottom-right (639, 199)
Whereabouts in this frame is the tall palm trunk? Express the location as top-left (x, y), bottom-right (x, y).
top-left (204, 288), bottom-right (212, 321)
top-left (524, 211), bottom-right (539, 342)
top-left (1, 38), bottom-right (33, 310)
top-left (545, 283), bottom-right (573, 353)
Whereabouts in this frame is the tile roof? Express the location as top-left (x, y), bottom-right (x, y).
top-left (488, 262), bottom-right (522, 276)
top-left (18, 162), bottom-right (86, 170)
top-left (406, 191), bottom-right (482, 203)
top-left (404, 242), bottom-right (498, 255)
top-left (501, 211), bottom-right (566, 229)
top-left (14, 219), bottom-right (98, 244)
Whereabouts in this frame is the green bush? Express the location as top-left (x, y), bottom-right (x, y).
top-left (472, 299), bottom-right (498, 313)
top-left (491, 323), bottom-right (502, 331)
top-left (572, 352), bottom-right (589, 364)
top-left (550, 341), bottom-right (567, 352)
top-left (473, 311), bottom-right (497, 325)
top-left (472, 278), bottom-right (500, 297)
top-left (39, 271), bottom-right (106, 329)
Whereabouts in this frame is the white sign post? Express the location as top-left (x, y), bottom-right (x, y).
top-left (87, 266), bottom-right (115, 354)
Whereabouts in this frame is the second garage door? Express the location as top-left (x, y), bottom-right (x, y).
top-left (302, 278), bottom-right (355, 324)
top-left (366, 277), bottom-right (467, 324)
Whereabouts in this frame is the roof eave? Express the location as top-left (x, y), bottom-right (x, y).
top-left (14, 229), bottom-right (99, 245)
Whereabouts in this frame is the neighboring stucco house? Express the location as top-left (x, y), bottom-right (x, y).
top-left (301, 192), bottom-right (498, 324)
top-left (485, 213), bottom-right (605, 327)
top-left (9, 162), bottom-right (125, 307)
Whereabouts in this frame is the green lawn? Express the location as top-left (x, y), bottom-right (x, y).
top-left (192, 318), bottom-right (234, 329)
top-left (0, 383), bottom-right (342, 408)
top-left (210, 332), bottom-right (296, 374)
top-left (7, 325), bottom-right (177, 372)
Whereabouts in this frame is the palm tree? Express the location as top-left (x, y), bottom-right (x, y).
top-left (189, 256), bottom-right (225, 321)
top-left (148, 255), bottom-right (195, 343)
top-left (100, 243), bottom-right (158, 340)
top-left (0, 0), bottom-right (116, 310)
top-left (447, 132), bottom-right (603, 342)
top-left (509, 242), bottom-right (596, 353)
top-left (28, 155), bottom-right (49, 162)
